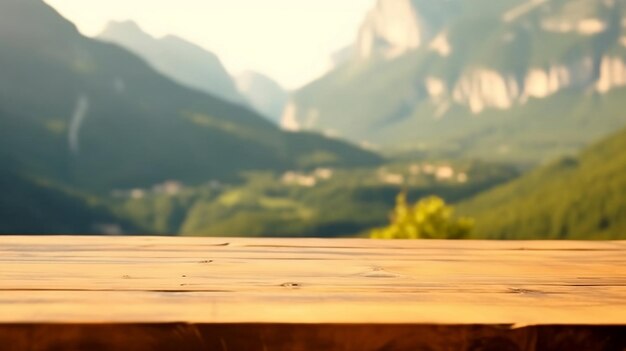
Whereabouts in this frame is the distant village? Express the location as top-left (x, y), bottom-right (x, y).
top-left (111, 163), bottom-right (470, 199)
top-left (377, 163), bottom-right (469, 186)
top-left (111, 180), bottom-right (188, 199)
top-left (280, 164), bottom-right (469, 188)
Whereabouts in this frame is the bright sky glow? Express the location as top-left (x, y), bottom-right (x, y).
top-left (44, 0), bottom-right (375, 89)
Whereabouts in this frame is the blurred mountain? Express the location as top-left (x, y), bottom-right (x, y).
top-left (98, 20), bottom-right (246, 105)
top-left (0, 0), bottom-right (381, 192)
top-left (459, 125), bottom-right (626, 240)
top-left (329, 45), bottom-right (355, 69)
top-left (235, 71), bottom-right (288, 124)
top-left (284, 0), bottom-right (626, 163)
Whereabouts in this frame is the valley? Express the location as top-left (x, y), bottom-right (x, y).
top-left (1, 0), bottom-right (626, 240)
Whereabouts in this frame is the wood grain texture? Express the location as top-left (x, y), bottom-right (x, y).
top-left (0, 236), bottom-right (625, 350)
top-left (1, 236), bottom-right (625, 324)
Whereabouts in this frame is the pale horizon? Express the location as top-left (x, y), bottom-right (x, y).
top-left (43, 0), bottom-right (375, 90)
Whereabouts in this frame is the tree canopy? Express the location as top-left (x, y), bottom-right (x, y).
top-left (371, 193), bottom-right (474, 239)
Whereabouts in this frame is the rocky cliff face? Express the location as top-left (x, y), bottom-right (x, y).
top-left (441, 55), bottom-right (626, 114)
top-left (280, 0), bottom-right (626, 164)
top-left (284, 56), bottom-right (626, 130)
top-left (355, 0), bottom-right (455, 60)
top-left (356, 0), bottom-right (423, 60)
top-left (284, 0), bottom-right (626, 134)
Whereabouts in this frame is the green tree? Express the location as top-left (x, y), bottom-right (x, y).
top-left (371, 193), bottom-right (474, 239)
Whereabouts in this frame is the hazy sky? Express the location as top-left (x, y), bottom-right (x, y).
top-left (44, 0), bottom-right (375, 89)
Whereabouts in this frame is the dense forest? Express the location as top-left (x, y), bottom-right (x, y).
top-left (459, 126), bottom-right (626, 239)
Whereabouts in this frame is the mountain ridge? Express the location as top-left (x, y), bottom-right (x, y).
top-left (98, 20), bottom-right (247, 105)
top-left (0, 0), bottom-right (382, 192)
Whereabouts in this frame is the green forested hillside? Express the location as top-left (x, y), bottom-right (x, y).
top-left (0, 0), bottom-right (380, 192)
top-left (458, 127), bottom-right (626, 239)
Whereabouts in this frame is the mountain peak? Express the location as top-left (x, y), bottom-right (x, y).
top-left (105, 20), bottom-right (142, 31)
top-left (355, 0), bottom-right (459, 61)
top-left (356, 0), bottom-right (422, 60)
top-left (100, 20), bottom-right (152, 41)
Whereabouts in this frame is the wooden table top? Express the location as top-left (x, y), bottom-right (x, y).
top-left (1, 236), bottom-right (625, 326)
